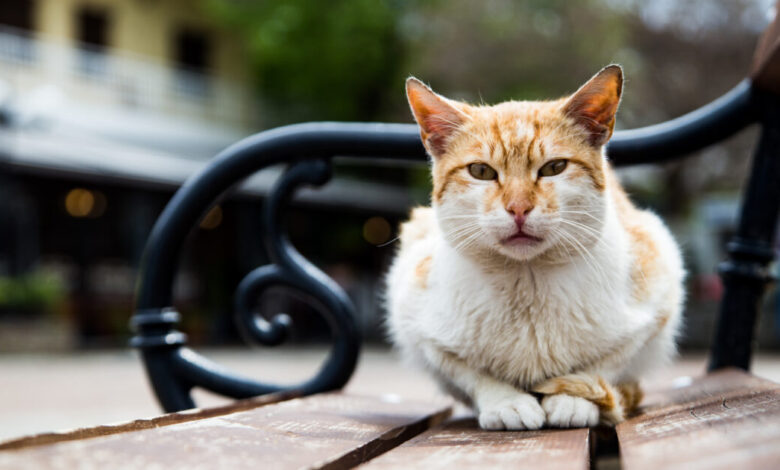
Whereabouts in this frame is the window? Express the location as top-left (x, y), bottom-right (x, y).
top-left (173, 27), bottom-right (211, 96)
top-left (0, 0), bottom-right (35, 31)
top-left (75, 6), bottom-right (110, 76)
top-left (175, 28), bottom-right (210, 72)
top-left (0, 0), bottom-right (36, 62)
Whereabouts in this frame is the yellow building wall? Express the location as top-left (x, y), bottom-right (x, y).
top-left (33, 0), bottom-right (248, 83)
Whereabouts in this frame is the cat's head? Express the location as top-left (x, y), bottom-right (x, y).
top-left (407, 65), bottom-right (622, 262)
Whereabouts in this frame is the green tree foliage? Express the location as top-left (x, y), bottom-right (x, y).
top-left (205, 0), bottom-right (414, 124)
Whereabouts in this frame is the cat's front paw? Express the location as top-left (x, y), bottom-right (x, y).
top-left (541, 394), bottom-right (599, 428)
top-left (478, 394), bottom-right (545, 430)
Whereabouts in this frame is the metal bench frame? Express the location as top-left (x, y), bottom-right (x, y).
top-left (130, 77), bottom-right (779, 412)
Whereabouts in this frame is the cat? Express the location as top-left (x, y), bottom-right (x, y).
top-left (385, 65), bottom-right (685, 430)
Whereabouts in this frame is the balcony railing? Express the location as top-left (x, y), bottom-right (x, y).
top-left (0, 25), bottom-right (254, 129)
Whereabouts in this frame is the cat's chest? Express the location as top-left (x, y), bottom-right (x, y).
top-left (426, 258), bottom-right (633, 385)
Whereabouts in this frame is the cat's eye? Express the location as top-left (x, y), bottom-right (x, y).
top-left (468, 163), bottom-right (498, 180)
top-left (538, 159), bottom-right (568, 177)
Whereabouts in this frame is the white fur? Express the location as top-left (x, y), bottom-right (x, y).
top-left (385, 151), bottom-right (685, 429)
top-left (542, 394), bottom-right (600, 428)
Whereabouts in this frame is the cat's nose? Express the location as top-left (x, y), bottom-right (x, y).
top-left (506, 202), bottom-right (534, 228)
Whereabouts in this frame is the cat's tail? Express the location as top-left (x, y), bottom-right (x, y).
top-left (531, 373), bottom-right (642, 425)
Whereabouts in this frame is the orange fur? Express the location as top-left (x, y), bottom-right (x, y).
top-left (617, 381), bottom-right (644, 415)
top-left (532, 374), bottom-right (643, 424)
top-left (606, 170), bottom-right (662, 302)
top-left (418, 96), bottom-right (610, 208)
top-left (414, 256), bottom-right (433, 289)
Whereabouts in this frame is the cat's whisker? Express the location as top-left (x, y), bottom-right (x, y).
top-left (438, 215), bottom-right (479, 220)
top-left (443, 221), bottom-right (482, 230)
top-left (556, 226), bottom-right (600, 247)
top-left (452, 228), bottom-right (486, 253)
top-left (551, 227), bottom-right (609, 283)
top-left (376, 236), bottom-right (400, 248)
top-left (557, 216), bottom-right (601, 231)
top-left (444, 222), bottom-right (481, 238)
top-left (547, 227), bottom-right (588, 267)
top-left (444, 223), bottom-right (483, 239)
top-left (558, 219), bottom-right (602, 239)
top-left (557, 210), bottom-right (602, 223)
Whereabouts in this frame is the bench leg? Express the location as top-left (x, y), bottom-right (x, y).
top-left (709, 91), bottom-right (780, 371)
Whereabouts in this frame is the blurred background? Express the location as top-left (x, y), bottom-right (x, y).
top-left (1, 0), bottom-right (779, 439)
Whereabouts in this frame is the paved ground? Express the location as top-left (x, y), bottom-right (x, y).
top-left (1, 347), bottom-right (780, 443)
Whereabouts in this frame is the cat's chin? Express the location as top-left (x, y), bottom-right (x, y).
top-left (502, 231), bottom-right (543, 245)
top-left (494, 237), bottom-right (549, 262)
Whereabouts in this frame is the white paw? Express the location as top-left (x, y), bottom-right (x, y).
top-left (542, 394), bottom-right (599, 428)
top-left (478, 394), bottom-right (545, 430)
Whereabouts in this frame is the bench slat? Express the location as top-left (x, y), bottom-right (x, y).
top-left (0, 390), bottom-right (300, 451)
top-left (0, 393), bottom-right (451, 470)
top-left (359, 417), bottom-right (591, 470)
top-left (617, 368), bottom-right (780, 470)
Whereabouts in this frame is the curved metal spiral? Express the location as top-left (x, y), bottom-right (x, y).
top-left (233, 159), bottom-right (359, 355)
top-left (132, 157), bottom-right (361, 410)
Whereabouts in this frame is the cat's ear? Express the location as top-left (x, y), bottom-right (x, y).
top-left (564, 65), bottom-right (623, 147)
top-left (406, 77), bottom-right (468, 157)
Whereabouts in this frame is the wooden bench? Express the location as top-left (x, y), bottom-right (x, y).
top-left (1, 369), bottom-right (779, 469)
top-left (2, 4), bottom-right (779, 469)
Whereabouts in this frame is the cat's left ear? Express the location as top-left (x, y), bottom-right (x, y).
top-left (564, 65), bottom-right (623, 147)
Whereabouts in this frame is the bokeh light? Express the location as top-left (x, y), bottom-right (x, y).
top-left (64, 188), bottom-right (106, 218)
top-left (363, 216), bottom-right (391, 245)
top-left (199, 205), bottom-right (223, 230)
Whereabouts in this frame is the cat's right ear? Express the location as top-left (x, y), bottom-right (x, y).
top-left (563, 65), bottom-right (623, 148)
top-left (406, 78), bottom-right (467, 158)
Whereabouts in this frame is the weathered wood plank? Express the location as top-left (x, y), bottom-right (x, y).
top-left (359, 417), bottom-right (591, 470)
top-left (0, 393), bottom-right (451, 470)
top-left (618, 368), bottom-right (780, 470)
top-left (0, 390), bottom-right (299, 451)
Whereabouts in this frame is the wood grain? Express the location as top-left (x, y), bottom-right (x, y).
top-left (0, 393), bottom-right (451, 470)
top-left (0, 390), bottom-right (300, 451)
top-left (359, 417), bottom-right (591, 470)
top-left (617, 368), bottom-right (780, 470)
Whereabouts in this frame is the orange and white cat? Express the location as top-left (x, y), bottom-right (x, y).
top-left (386, 65), bottom-right (684, 429)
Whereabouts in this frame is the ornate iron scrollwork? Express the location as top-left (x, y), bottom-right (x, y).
top-left (131, 123), bottom-right (427, 412)
top-left (233, 160), bottom-right (353, 350)
top-left (130, 159), bottom-right (362, 412)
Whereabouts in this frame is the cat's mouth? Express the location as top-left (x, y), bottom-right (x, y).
top-left (502, 230), bottom-right (543, 245)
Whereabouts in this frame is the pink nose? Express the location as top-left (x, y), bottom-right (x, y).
top-left (506, 202), bottom-right (534, 229)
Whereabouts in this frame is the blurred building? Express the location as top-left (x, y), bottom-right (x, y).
top-left (0, 0), bottom-right (260, 347)
top-left (0, 0), bottom-right (414, 348)
top-left (0, 0), bottom-right (257, 155)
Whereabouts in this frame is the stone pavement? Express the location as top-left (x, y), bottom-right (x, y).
top-left (1, 347), bottom-right (779, 443)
